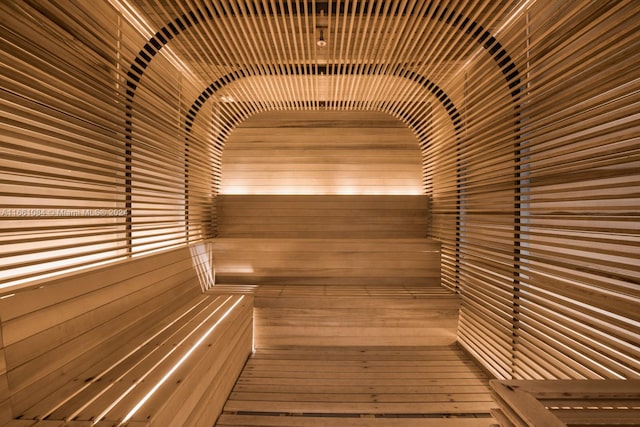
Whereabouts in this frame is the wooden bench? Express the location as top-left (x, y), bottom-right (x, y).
top-left (213, 195), bottom-right (438, 286)
top-left (0, 242), bottom-right (254, 426)
top-left (489, 379), bottom-right (640, 427)
top-left (253, 284), bottom-right (461, 348)
top-left (211, 238), bottom-right (441, 286)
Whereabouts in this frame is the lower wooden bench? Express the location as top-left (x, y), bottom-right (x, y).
top-left (489, 379), bottom-right (640, 427)
top-left (0, 243), bottom-right (253, 426)
top-left (254, 284), bottom-right (461, 348)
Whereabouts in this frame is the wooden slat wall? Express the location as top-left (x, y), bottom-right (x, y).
top-left (0, 0), bottom-right (216, 291)
top-left (427, 0), bottom-right (640, 380)
top-left (216, 109), bottom-right (433, 287)
top-left (217, 195), bottom-right (429, 239)
top-left (220, 110), bottom-right (423, 195)
top-left (129, 52), bottom-right (187, 254)
top-left (511, 2), bottom-right (640, 381)
top-left (426, 104), bottom-right (459, 293)
top-left (2, 0), bottom-right (638, 392)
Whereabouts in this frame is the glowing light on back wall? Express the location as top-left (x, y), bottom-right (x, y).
top-left (220, 181), bottom-right (424, 196)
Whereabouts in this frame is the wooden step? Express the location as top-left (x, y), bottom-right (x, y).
top-left (254, 284), bottom-right (460, 347)
top-left (216, 415), bottom-right (497, 427)
top-left (211, 238), bottom-right (441, 286)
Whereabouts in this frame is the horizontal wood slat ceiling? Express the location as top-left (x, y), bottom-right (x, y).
top-left (1, 0), bottom-right (638, 384)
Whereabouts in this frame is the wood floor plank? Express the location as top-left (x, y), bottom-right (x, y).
top-left (217, 345), bottom-right (496, 426)
top-left (239, 371), bottom-right (487, 380)
top-left (231, 385), bottom-right (493, 394)
top-left (217, 285), bottom-right (493, 426)
top-left (216, 414), bottom-right (495, 427)
top-left (228, 392), bottom-right (495, 403)
top-left (223, 400), bottom-right (496, 414)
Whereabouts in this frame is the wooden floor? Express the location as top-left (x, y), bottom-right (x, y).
top-left (215, 345), bottom-right (497, 427)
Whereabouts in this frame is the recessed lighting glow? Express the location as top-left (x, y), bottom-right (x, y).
top-left (119, 296), bottom-right (245, 424)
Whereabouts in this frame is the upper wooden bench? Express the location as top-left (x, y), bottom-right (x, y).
top-left (211, 238), bottom-right (441, 286)
top-left (213, 195), bottom-right (439, 286)
top-left (489, 379), bottom-right (640, 427)
top-left (0, 242), bottom-right (253, 426)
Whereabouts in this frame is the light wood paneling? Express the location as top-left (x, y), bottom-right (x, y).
top-left (0, 0), bottom-right (216, 290)
top-left (0, 326), bottom-right (10, 425)
top-left (212, 238), bottom-right (439, 286)
top-left (0, 244), bottom-right (252, 425)
top-left (3, 0), bottom-right (638, 401)
top-left (221, 111), bottom-right (423, 195)
top-left (216, 345), bottom-right (496, 426)
top-left (427, 0), bottom-right (640, 381)
top-left (215, 194), bottom-right (434, 285)
top-left (253, 284), bottom-right (459, 348)
top-left (490, 379), bottom-right (640, 427)
top-left (217, 195), bottom-right (429, 238)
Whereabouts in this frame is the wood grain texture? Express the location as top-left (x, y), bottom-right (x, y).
top-left (221, 111), bottom-right (423, 195)
top-left (3, 0), bottom-right (639, 396)
top-left (217, 195), bottom-right (429, 238)
top-left (253, 284), bottom-right (459, 348)
top-left (212, 238), bottom-right (440, 286)
top-left (429, 0), bottom-right (640, 382)
top-left (0, 244), bottom-right (252, 426)
top-left (490, 379), bottom-right (640, 427)
top-left (216, 345), bottom-right (496, 427)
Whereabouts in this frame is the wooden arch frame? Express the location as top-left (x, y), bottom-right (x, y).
top-left (120, 1), bottom-right (524, 252)
top-left (124, 2), bottom-right (521, 135)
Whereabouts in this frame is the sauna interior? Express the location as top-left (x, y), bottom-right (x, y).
top-left (1, 1), bottom-right (639, 426)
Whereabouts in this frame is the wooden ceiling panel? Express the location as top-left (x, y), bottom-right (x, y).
top-left (126, 0), bottom-right (517, 115)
